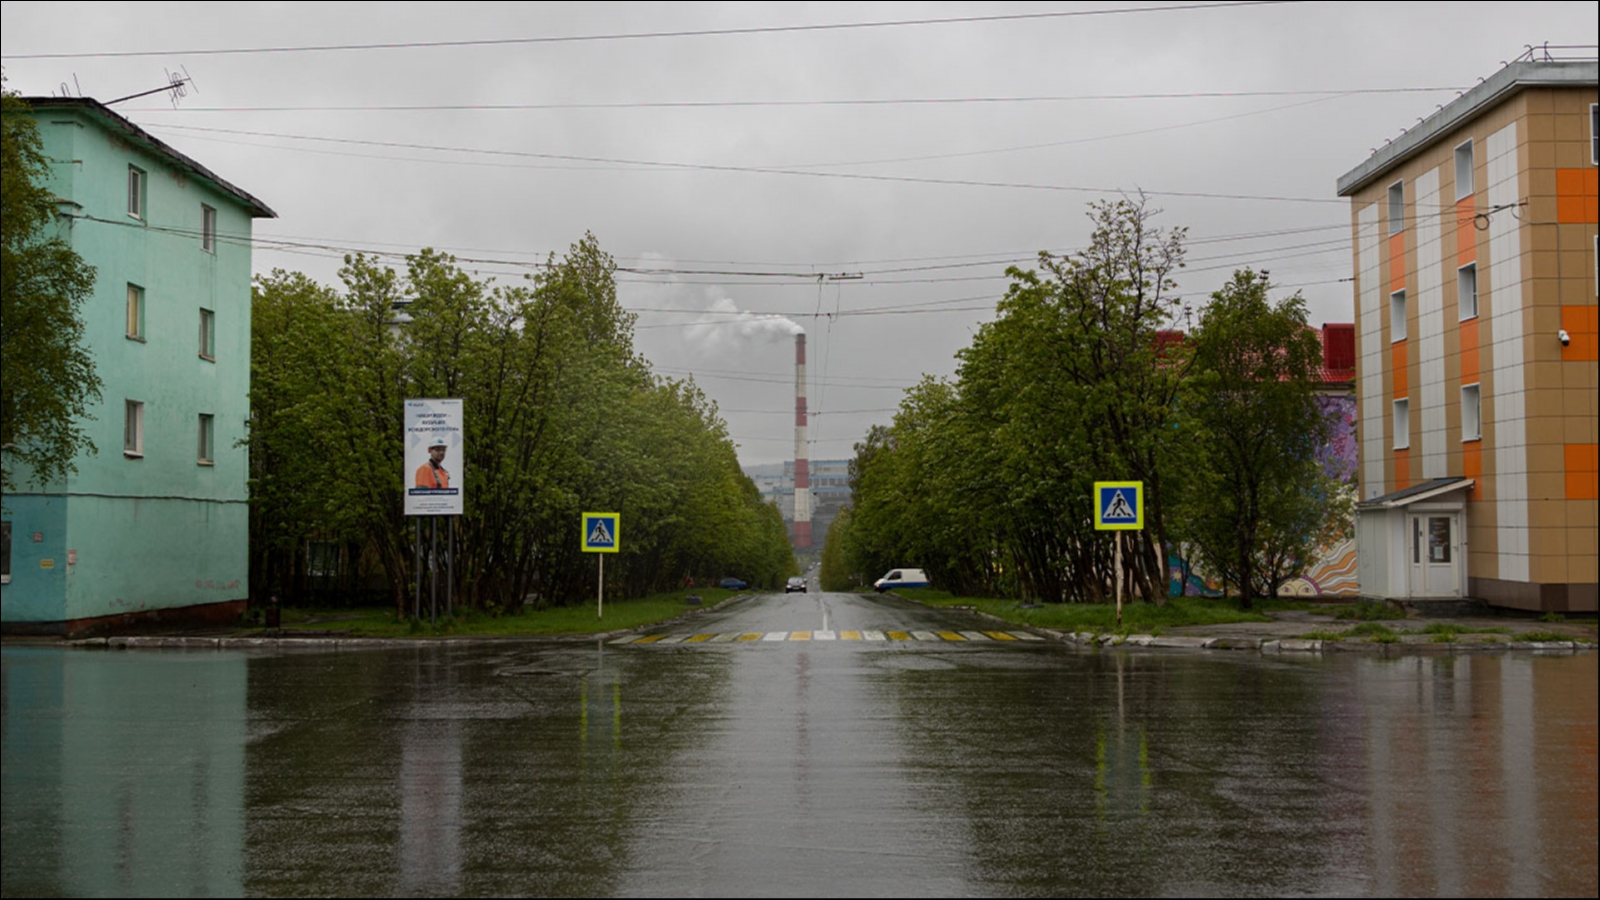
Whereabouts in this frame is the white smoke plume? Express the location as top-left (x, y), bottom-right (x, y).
top-left (685, 296), bottom-right (804, 354)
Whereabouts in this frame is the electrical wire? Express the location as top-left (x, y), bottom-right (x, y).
top-left (9, 2), bottom-right (1307, 59)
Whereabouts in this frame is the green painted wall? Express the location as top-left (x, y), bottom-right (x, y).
top-left (2, 103), bottom-right (263, 626)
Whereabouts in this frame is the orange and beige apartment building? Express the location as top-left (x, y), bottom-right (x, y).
top-left (1338, 59), bottom-right (1597, 613)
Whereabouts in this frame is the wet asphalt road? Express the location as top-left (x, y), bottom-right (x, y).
top-left (3, 590), bottom-right (1597, 898)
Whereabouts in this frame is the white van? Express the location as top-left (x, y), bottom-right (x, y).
top-left (874, 568), bottom-right (930, 593)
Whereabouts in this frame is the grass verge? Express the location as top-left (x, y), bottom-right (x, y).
top-left (256, 588), bottom-right (742, 639)
top-left (901, 590), bottom-right (1273, 634)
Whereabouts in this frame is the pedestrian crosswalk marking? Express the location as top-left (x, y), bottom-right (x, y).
top-left (613, 629), bottom-right (1049, 646)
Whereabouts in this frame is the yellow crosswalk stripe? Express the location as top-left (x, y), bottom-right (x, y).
top-left (685, 633), bottom-right (716, 643)
top-left (887, 631), bottom-right (912, 641)
top-left (936, 631), bottom-right (966, 641)
top-left (841, 630), bottom-right (863, 640)
top-left (984, 631), bottom-right (1018, 641)
top-left (790, 631), bottom-right (812, 641)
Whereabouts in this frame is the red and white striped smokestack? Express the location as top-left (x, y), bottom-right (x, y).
top-left (793, 332), bottom-right (812, 548)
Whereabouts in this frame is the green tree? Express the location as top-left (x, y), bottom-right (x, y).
top-left (1172, 269), bottom-right (1341, 608)
top-left (1, 87), bottom-right (100, 493)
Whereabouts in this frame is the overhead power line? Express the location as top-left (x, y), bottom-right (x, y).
top-left (119, 86), bottom-right (1463, 114)
top-left (147, 122), bottom-right (1350, 205)
top-left (9, 2), bottom-right (1305, 59)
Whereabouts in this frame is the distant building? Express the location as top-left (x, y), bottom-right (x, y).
top-left (1336, 59), bottom-right (1597, 612)
top-left (748, 458), bottom-right (851, 549)
top-left (2, 98), bottom-right (276, 634)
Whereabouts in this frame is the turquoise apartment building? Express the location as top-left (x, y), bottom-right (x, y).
top-left (2, 97), bottom-right (274, 634)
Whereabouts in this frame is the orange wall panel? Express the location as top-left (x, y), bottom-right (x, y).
top-left (1555, 168), bottom-right (1599, 225)
top-left (1389, 232), bottom-right (1407, 293)
top-left (1456, 197), bottom-right (1478, 267)
top-left (1392, 341), bottom-right (1408, 398)
top-left (1461, 318), bottom-right (1480, 384)
top-left (1562, 306), bottom-right (1599, 362)
top-left (1395, 448), bottom-right (1410, 492)
top-left (1568, 444), bottom-right (1600, 501)
top-left (1465, 442), bottom-right (1483, 501)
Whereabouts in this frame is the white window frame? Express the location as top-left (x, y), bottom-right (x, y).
top-left (198, 414), bottom-right (215, 465)
top-left (1393, 399), bottom-right (1410, 450)
top-left (201, 204), bottom-right (216, 253)
top-left (1391, 289), bottom-right (1407, 342)
top-left (124, 400), bottom-right (144, 457)
top-left (1461, 384), bottom-right (1481, 442)
top-left (1388, 181), bottom-right (1405, 235)
top-left (1454, 140), bottom-right (1474, 202)
top-left (1458, 263), bottom-right (1478, 321)
top-left (199, 308), bottom-right (216, 360)
top-left (128, 165), bottom-right (145, 219)
top-left (126, 284), bottom-right (145, 340)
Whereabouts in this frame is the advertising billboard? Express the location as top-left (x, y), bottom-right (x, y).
top-left (405, 398), bottom-right (464, 516)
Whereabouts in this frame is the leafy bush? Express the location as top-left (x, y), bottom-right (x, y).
top-left (1333, 601), bottom-right (1404, 621)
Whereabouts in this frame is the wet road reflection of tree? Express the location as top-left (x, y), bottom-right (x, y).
top-left (239, 643), bottom-right (734, 897)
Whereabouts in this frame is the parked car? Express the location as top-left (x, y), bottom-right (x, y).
top-left (873, 568), bottom-right (930, 593)
top-left (785, 576), bottom-right (807, 593)
top-left (718, 576), bottom-right (748, 591)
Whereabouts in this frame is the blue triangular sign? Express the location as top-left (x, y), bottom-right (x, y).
top-left (588, 519), bottom-right (614, 545)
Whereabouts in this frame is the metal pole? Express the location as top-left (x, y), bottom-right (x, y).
top-left (1115, 532), bottom-right (1123, 628)
top-left (447, 516), bottom-right (455, 619)
top-left (598, 554), bottom-right (604, 619)
top-left (430, 517), bottom-right (438, 627)
top-left (413, 518), bottom-right (421, 622)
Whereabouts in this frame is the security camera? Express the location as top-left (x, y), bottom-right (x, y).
top-left (1558, 329), bottom-right (1571, 347)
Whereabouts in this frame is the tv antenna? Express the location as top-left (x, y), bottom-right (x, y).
top-left (104, 66), bottom-right (198, 107)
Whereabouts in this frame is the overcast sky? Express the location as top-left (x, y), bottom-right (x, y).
top-left (4, 1), bottom-right (1596, 465)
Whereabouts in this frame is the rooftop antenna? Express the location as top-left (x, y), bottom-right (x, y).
top-left (104, 65), bottom-right (197, 107)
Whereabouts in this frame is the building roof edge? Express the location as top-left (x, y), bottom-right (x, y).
top-left (1335, 60), bottom-right (1598, 198)
top-left (18, 96), bottom-right (278, 218)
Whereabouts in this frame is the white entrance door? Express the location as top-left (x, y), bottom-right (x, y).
top-left (1409, 514), bottom-right (1460, 597)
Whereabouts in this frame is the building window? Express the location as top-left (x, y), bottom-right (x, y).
top-left (124, 400), bottom-right (144, 457)
top-left (201, 204), bottom-right (216, 252)
top-left (1454, 140), bottom-right (1474, 201)
top-left (1388, 181), bottom-right (1405, 235)
top-left (126, 284), bottom-right (145, 340)
top-left (128, 165), bottom-right (145, 219)
top-left (199, 308), bottom-right (215, 360)
top-left (1393, 399), bottom-right (1410, 450)
top-left (1458, 263), bottom-right (1478, 321)
top-left (198, 414), bottom-right (215, 465)
top-left (1391, 290), bottom-right (1407, 342)
top-left (1592, 103), bottom-right (1598, 166)
top-left (1461, 384), bottom-right (1481, 442)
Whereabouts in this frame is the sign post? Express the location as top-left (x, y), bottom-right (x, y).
top-left (581, 512), bottom-right (620, 618)
top-left (1094, 481), bottom-right (1145, 627)
top-left (405, 399), bottom-right (464, 625)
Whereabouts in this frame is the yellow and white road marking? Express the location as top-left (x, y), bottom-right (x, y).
top-left (618, 629), bottom-right (1047, 646)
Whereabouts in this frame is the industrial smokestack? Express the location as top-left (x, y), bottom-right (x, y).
top-left (793, 332), bottom-right (812, 548)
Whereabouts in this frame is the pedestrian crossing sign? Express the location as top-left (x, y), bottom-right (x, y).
top-left (1094, 482), bottom-right (1144, 531)
top-left (582, 512), bottom-right (620, 553)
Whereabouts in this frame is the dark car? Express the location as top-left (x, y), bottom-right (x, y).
top-left (718, 576), bottom-right (748, 591)
top-left (785, 576), bottom-right (807, 593)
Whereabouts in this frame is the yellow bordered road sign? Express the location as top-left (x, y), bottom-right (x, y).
top-left (1094, 482), bottom-right (1144, 530)
top-left (582, 512), bottom-right (620, 552)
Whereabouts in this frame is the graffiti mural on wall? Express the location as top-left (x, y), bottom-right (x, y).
top-left (1168, 393), bottom-right (1360, 598)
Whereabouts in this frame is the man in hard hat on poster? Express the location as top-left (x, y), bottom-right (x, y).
top-left (414, 436), bottom-right (451, 489)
